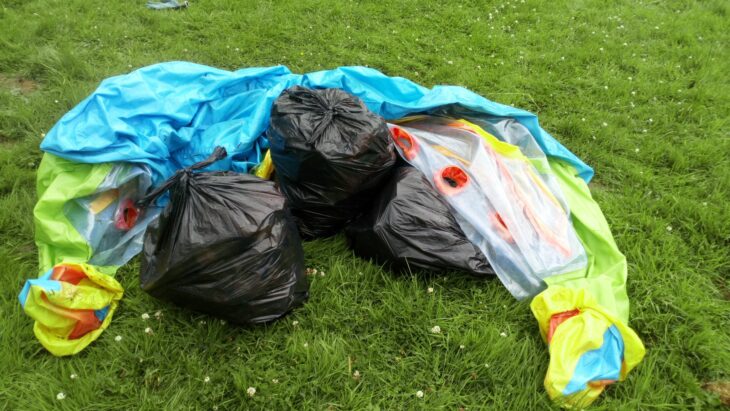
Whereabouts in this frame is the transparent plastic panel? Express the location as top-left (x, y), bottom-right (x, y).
top-left (389, 117), bottom-right (587, 299)
top-left (63, 163), bottom-right (161, 267)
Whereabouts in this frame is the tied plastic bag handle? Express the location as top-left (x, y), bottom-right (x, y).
top-left (285, 88), bottom-right (364, 142)
top-left (136, 147), bottom-right (227, 208)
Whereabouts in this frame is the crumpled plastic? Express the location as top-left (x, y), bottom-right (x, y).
top-left (138, 147), bottom-right (309, 324)
top-left (389, 117), bottom-right (587, 299)
top-left (268, 86), bottom-right (396, 238)
top-left (39, 62), bottom-right (592, 188)
top-left (34, 154), bottom-right (161, 272)
top-left (18, 262), bottom-right (124, 356)
top-left (531, 286), bottom-right (645, 408)
top-left (146, 0), bottom-right (188, 10)
top-left (346, 166), bottom-right (493, 276)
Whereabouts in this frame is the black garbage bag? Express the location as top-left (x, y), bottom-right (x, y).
top-left (268, 86), bottom-right (396, 238)
top-left (345, 166), bottom-right (494, 276)
top-left (137, 147), bottom-right (308, 325)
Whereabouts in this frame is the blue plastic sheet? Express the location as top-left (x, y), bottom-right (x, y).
top-left (41, 62), bottom-right (593, 185)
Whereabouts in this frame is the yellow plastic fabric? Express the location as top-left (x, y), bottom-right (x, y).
top-left (531, 287), bottom-right (645, 407)
top-left (254, 150), bottom-right (275, 180)
top-left (530, 160), bottom-right (645, 407)
top-left (21, 262), bottom-right (123, 356)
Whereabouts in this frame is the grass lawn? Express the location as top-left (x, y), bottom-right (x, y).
top-left (1, 0), bottom-right (729, 409)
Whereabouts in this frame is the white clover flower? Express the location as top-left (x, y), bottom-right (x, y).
top-left (500, 332), bottom-right (507, 337)
top-left (272, 378), bottom-right (279, 384)
top-left (144, 327), bottom-right (153, 335)
top-left (459, 345), bottom-right (466, 350)
top-left (199, 320), bottom-right (206, 325)
top-left (319, 271), bottom-right (325, 277)
top-left (666, 226), bottom-right (673, 232)
top-left (204, 376), bottom-right (210, 383)
top-left (70, 373), bottom-right (78, 380)
top-left (154, 311), bottom-right (163, 319)
top-left (416, 390), bottom-right (424, 398)
top-left (54, 100), bottom-right (59, 103)
top-left (353, 370), bottom-right (361, 379)
top-left (634, 148), bottom-right (640, 153)
top-left (292, 320), bottom-right (299, 326)
top-left (141, 313), bottom-right (150, 320)
top-left (56, 392), bottom-right (66, 400)
top-left (246, 387), bottom-right (256, 397)
top-left (115, 335), bottom-right (122, 342)
top-left (427, 287), bottom-right (434, 293)
top-left (431, 325), bottom-right (441, 334)
top-left (303, 342), bottom-right (309, 348)
top-left (642, 129), bottom-right (648, 133)
top-left (602, 122), bottom-right (608, 127)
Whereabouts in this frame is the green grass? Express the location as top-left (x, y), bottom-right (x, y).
top-left (1, 0), bottom-right (729, 409)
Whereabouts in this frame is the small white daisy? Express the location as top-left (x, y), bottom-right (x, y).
top-left (666, 226), bottom-right (673, 232)
top-left (114, 335), bottom-right (122, 342)
top-left (246, 387), bottom-right (256, 397)
top-left (427, 287), bottom-right (434, 293)
top-left (500, 332), bottom-right (507, 337)
top-left (204, 376), bottom-right (210, 383)
top-left (70, 373), bottom-right (78, 380)
top-left (602, 122), bottom-right (608, 127)
top-left (447, 60), bottom-right (454, 65)
top-left (56, 392), bottom-right (66, 400)
top-left (459, 345), bottom-right (466, 350)
top-left (634, 148), bottom-right (640, 153)
top-left (416, 390), bottom-right (424, 398)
